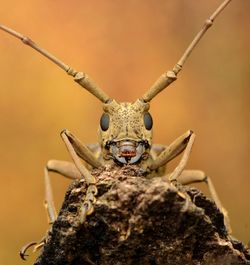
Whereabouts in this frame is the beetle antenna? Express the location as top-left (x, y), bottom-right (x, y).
top-left (142, 0), bottom-right (232, 102)
top-left (0, 24), bottom-right (110, 103)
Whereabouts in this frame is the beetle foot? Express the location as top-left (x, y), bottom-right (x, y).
top-left (19, 238), bottom-right (45, 260)
top-left (80, 184), bottom-right (98, 224)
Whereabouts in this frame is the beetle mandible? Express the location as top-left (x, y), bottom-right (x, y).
top-left (0, 0), bottom-right (233, 260)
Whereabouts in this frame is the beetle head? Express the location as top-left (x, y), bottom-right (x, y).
top-left (98, 99), bottom-right (153, 165)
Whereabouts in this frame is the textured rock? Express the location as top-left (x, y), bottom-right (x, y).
top-left (35, 165), bottom-right (250, 265)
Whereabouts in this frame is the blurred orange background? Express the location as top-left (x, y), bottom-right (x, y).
top-left (0, 1), bottom-right (249, 264)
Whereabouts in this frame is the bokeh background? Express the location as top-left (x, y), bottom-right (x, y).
top-left (0, 0), bottom-right (249, 264)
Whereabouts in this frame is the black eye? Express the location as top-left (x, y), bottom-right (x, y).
top-left (100, 113), bottom-right (110, 131)
top-left (144, 112), bottom-right (153, 130)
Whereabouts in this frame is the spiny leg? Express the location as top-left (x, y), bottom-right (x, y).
top-left (19, 160), bottom-right (81, 260)
top-left (174, 169), bottom-right (231, 233)
top-left (61, 130), bottom-right (98, 223)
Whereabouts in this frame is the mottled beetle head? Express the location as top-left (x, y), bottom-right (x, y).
top-left (98, 99), bottom-right (153, 165)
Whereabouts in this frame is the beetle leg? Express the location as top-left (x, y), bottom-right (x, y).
top-left (20, 160), bottom-right (82, 260)
top-left (59, 129), bottom-right (103, 169)
top-left (154, 132), bottom-right (231, 233)
top-left (61, 130), bottom-right (98, 223)
top-left (161, 134), bottom-right (231, 233)
top-left (19, 235), bottom-right (47, 260)
top-left (150, 130), bottom-right (193, 170)
top-left (44, 159), bottom-right (84, 223)
top-left (46, 159), bottom-right (82, 179)
top-left (168, 132), bottom-right (195, 183)
top-left (20, 241), bottom-right (37, 260)
top-left (170, 169), bottom-right (231, 233)
top-left (44, 166), bottom-right (57, 223)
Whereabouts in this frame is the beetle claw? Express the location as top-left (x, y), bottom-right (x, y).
top-left (19, 241), bottom-right (37, 260)
top-left (20, 252), bottom-right (28, 261)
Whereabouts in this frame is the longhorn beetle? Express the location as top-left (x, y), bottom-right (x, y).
top-left (0, 0), bottom-right (233, 260)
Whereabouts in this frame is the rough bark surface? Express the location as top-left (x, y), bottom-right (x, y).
top-left (35, 165), bottom-right (250, 265)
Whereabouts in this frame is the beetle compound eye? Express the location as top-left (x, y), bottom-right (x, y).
top-left (143, 112), bottom-right (153, 130)
top-left (100, 113), bottom-right (110, 131)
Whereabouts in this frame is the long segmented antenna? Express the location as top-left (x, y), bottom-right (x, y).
top-left (0, 24), bottom-right (110, 103)
top-left (142, 0), bottom-right (232, 102)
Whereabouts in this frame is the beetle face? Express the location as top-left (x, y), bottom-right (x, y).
top-left (99, 99), bottom-right (153, 164)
